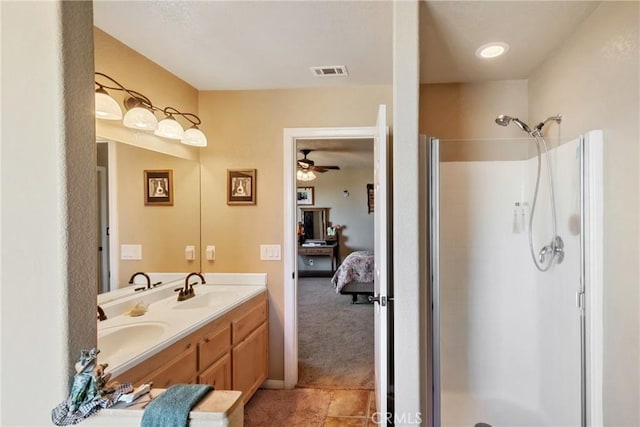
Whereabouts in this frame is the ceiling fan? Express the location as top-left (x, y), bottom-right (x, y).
top-left (297, 149), bottom-right (340, 173)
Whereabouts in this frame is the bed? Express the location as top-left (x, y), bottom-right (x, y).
top-left (331, 250), bottom-right (375, 303)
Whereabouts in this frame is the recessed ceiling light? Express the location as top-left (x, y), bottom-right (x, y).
top-left (476, 42), bottom-right (509, 59)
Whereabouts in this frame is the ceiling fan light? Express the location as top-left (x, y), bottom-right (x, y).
top-left (181, 126), bottom-right (208, 147)
top-left (123, 107), bottom-right (158, 130)
top-left (297, 169), bottom-right (316, 181)
top-left (155, 116), bottom-right (185, 140)
top-left (95, 88), bottom-right (122, 120)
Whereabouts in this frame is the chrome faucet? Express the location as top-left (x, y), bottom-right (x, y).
top-left (129, 272), bottom-right (151, 291)
top-left (175, 272), bottom-right (206, 302)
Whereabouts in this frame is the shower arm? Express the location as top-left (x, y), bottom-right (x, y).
top-left (533, 115), bottom-right (562, 134)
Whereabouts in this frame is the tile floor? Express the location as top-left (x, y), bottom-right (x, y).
top-left (323, 389), bottom-right (378, 426)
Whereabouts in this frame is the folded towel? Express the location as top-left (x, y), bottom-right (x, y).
top-left (141, 384), bottom-right (213, 427)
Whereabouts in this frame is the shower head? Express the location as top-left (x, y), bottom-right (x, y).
top-left (495, 114), bottom-right (532, 134)
top-left (495, 114), bottom-right (512, 127)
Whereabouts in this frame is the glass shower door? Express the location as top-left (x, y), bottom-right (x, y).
top-left (428, 135), bottom-right (592, 427)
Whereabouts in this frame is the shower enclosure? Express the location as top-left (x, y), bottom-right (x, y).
top-left (426, 130), bottom-right (603, 427)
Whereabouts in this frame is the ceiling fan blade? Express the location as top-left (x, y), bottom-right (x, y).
top-left (316, 165), bottom-right (340, 170)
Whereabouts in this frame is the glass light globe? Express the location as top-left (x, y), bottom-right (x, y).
top-left (181, 126), bottom-right (208, 147)
top-left (123, 107), bottom-right (158, 130)
top-left (155, 116), bottom-right (184, 140)
top-left (95, 89), bottom-right (122, 120)
top-left (296, 169), bottom-right (317, 181)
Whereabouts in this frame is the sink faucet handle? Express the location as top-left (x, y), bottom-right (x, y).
top-left (97, 305), bottom-right (107, 321)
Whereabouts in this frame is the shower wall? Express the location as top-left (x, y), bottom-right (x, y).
top-left (439, 136), bottom-right (583, 426)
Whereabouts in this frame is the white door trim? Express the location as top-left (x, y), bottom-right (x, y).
top-left (283, 126), bottom-right (377, 389)
top-left (583, 130), bottom-right (604, 426)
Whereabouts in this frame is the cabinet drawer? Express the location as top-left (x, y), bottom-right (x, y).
top-left (299, 247), bottom-right (332, 255)
top-left (198, 353), bottom-right (231, 390)
top-left (141, 344), bottom-right (198, 388)
top-left (232, 300), bottom-right (267, 345)
top-left (199, 326), bottom-right (231, 369)
top-left (112, 334), bottom-right (197, 386)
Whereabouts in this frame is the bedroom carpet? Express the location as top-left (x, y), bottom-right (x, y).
top-left (297, 277), bottom-right (375, 390)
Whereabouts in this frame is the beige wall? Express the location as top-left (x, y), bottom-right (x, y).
top-left (114, 143), bottom-right (201, 285)
top-left (198, 87), bottom-right (392, 380)
top-left (297, 165), bottom-right (375, 274)
top-left (309, 166), bottom-right (375, 256)
top-left (420, 80), bottom-right (529, 140)
top-left (420, 80), bottom-right (531, 161)
top-left (529, 2), bottom-right (639, 425)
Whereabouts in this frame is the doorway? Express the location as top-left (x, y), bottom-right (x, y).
top-left (283, 106), bottom-right (391, 422)
top-left (283, 126), bottom-right (379, 387)
top-left (295, 137), bottom-right (375, 389)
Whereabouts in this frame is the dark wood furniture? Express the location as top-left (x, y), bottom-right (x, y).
top-left (298, 242), bottom-right (339, 273)
top-left (339, 281), bottom-right (375, 304)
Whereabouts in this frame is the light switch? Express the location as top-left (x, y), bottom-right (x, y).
top-left (206, 245), bottom-right (215, 261)
top-left (185, 245), bottom-right (196, 261)
top-left (260, 244), bottom-right (281, 261)
top-left (121, 244), bottom-right (142, 260)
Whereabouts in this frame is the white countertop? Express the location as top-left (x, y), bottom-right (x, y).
top-left (98, 273), bottom-right (267, 378)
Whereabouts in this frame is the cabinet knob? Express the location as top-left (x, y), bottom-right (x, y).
top-left (204, 337), bottom-right (210, 343)
top-left (185, 343), bottom-right (192, 349)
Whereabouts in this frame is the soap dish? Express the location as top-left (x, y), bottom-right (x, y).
top-left (128, 302), bottom-right (148, 317)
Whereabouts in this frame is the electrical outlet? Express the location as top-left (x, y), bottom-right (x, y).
top-left (206, 245), bottom-right (215, 261)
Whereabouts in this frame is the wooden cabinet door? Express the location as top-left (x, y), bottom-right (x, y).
top-left (141, 344), bottom-right (198, 388)
top-left (232, 322), bottom-right (268, 402)
top-left (199, 325), bottom-right (231, 369)
top-left (198, 353), bottom-right (231, 390)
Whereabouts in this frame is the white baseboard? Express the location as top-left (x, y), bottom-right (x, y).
top-left (261, 379), bottom-right (285, 389)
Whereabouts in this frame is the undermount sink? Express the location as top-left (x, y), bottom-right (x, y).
top-left (98, 322), bottom-right (168, 358)
top-left (170, 288), bottom-right (245, 310)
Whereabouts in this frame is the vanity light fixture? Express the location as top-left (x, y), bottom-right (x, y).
top-left (296, 169), bottom-right (317, 181)
top-left (476, 42), bottom-right (509, 59)
top-left (94, 72), bottom-right (207, 147)
top-left (95, 86), bottom-right (123, 120)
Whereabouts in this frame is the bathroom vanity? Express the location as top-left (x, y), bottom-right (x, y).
top-left (98, 274), bottom-right (268, 404)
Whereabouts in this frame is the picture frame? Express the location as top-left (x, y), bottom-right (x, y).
top-left (144, 170), bottom-right (173, 206)
top-left (367, 183), bottom-right (374, 214)
top-left (227, 169), bottom-right (257, 205)
top-left (297, 186), bottom-right (314, 206)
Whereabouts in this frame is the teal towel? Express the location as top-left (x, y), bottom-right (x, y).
top-left (141, 384), bottom-right (213, 427)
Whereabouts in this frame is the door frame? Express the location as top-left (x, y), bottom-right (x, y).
top-left (283, 126), bottom-right (378, 388)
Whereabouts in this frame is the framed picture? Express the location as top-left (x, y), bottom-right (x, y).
top-left (367, 183), bottom-right (374, 213)
top-left (297, 186), bottom-right (314, 206)
top-left (144, 170), bottom-right (173, 206)
top-left (227, 169), bottom-right (256, 205)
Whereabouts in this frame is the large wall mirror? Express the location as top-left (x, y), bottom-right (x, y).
top-left (97, 140), bottom-right (201, 294)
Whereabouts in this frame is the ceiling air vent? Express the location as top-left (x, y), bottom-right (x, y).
top-left (310, 65), bottom-right (349, 77)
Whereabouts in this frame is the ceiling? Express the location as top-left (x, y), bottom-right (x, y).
top-left (93, 0), bottom-right (600, 165)
top-left (297, 138), bottom-right (373, 169)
